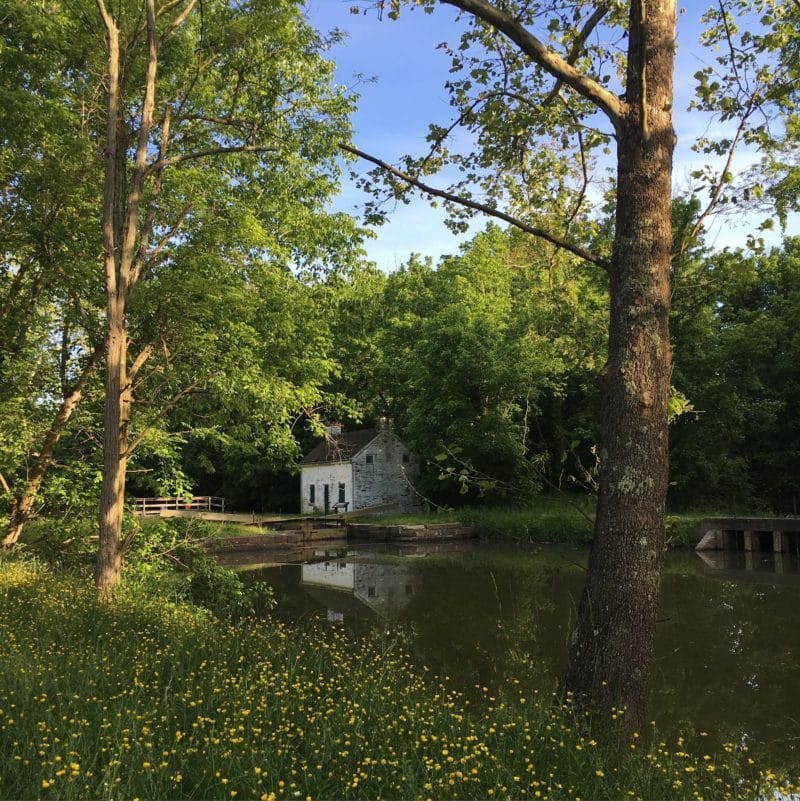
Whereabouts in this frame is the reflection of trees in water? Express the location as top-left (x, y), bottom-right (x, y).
top-left (400, 553), bottom-right (580, 697)
top-left (652, 569), bottom-right (800, 765)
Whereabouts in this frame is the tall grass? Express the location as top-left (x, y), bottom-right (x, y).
top-left (461, 500), bottom-right (595, 544)
top-left (362, 499), bottom-right (720, 550)
top-left (0, 560), bottom-right (794, 800)
top-left (362, 497), bottom-right (596, 545)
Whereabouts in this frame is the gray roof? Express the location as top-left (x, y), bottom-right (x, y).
top-left (299, 428), bottom-right (379, 466)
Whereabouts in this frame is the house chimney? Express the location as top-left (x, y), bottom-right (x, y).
top-left (324, 422), bottom-right (342, 437)
top-left (378, 416), bottom-right (391, 431)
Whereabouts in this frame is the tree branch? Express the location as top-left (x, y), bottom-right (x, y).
top-left (96, 0), bottom-right (120, 299)
top-left (132, 103), bottom-right (172, 286)
top-left (159, 0), bottom-right (197, 46)
top-left (126, 376), bottom-right (208, 457)
top-left (676, 100), bottom-right (754, 261)
top-left (142, 203), bottom-right (193, 275)
top-left (144, 144), bottom-right (278, 177)
top-left (155, 0), bottom-right (189, 20)
top-left (0, 257), bottom-right (35, 320)
top-left (342, 143), bottom-right (609, 270)
top-left (119, 0), bottom-right (159, 296)
top-left (129, 342), bottom-right (155, 385)
top-left (540, 2), bottom-right (613, 108)
top-left (441, 0), bottom-right (625, 129)
top-left (560, 96), bottom-right (591, 233)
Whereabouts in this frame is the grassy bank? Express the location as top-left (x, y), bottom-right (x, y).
top-left (1, 560), bottom-right (795, 801)
top-left (358, 498), bottom-right (708, 549)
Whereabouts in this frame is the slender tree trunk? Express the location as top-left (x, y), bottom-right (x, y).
top-left (97, 299), bottom-right (128, 597)
top-left (565, 0), bottom-right (676, 736)
top-left (95, 0), bottom-right (159, 599)
top-left (2, 349), bottom-right (100, 548)
top-left (96, 3), bottom-right (125, 598)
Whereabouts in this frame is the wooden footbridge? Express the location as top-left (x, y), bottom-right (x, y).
top-left (132, 496), bottom-right (283, 526)
top-left (132, 496), bottom-right (391, 528)
top-left (132, 496), bottom-right (474, 551)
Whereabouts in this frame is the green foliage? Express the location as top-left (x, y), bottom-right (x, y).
top-left (670, 238), bottom-right (800, 512)
top-left (0, 0), bottom-right (105, 528)
top-left (353, 496), bottom-right (596, 544)
top-left (6, 516), bottom-right (97, 568)
top-left (1, 0), bottom-right (369, 524)
top-left (187, 553), bottom-right (275, 617)
top-left (692, 0), bottom-right (800, 233)
top-left (665, 515), bottom-right (706, 550)
top-left (120, 517), bottom-right (275, 616)
top-left (325, 225), bottom-right (607, 506)
top-left (353, 502), bottom-right (739, 550)
top-left (460, 500), bottom-right (595, 544)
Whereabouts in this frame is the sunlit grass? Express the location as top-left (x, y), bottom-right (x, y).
top-left (0, 560), bottom-right (796, 800)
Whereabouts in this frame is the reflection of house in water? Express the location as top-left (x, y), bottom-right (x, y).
top-left (300, 552), bottom-right (421, 623)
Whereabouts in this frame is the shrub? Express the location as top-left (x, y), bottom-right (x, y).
top-left (187, 552), bottom-right (275, 616)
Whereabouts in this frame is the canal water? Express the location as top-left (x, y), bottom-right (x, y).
top-left (222, 541), bottom-right (800, 767)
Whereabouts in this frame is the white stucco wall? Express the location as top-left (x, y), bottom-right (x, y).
top-left (299, 462), bottom-right (353, 514)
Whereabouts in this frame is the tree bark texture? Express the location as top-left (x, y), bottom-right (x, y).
top-left (96, 297), bottom-right (129, 597)
top-left (564, 0), bottom-right (676, 737)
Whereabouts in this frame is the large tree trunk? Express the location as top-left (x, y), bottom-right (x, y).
top-left (2, 349), bottom-right (99, 548)
top-left (565, 0), bottom-right (676, 736)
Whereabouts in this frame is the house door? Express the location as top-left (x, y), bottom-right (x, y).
top-left (323, 484), bottom-right (330, 513)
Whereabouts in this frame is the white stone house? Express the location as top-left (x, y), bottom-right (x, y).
top-left (299, 422), bottom-right (420, 514)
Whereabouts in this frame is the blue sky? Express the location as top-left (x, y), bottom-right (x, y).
top-left (304, 2), bottom-right (780, 270)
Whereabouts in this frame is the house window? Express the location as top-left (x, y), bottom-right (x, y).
top-left (402, 453), bottom-right (410, 463)
top-left (309, 484), bottom-right (315, 504)
top-left (367, 586), bottom-right (376, 598)
top-left (338, 483), bottom-right (346, 503)
top-left (365, 454), bottom-right (374, 464)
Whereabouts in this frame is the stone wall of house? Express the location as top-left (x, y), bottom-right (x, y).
top-left (299, 462), bottom-right (352, 514)
top-left (351, 428), bottom-right (421, 512)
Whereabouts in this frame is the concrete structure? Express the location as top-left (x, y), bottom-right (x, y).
top-left (299, 420), bottom-right (420, 515)
top-left (696, 517), bottom-right (800, 554)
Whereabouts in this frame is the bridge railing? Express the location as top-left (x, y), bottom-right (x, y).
top-left (133, 496), bottom-right (225, 515)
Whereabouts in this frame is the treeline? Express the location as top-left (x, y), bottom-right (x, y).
top-left (3, 213), bottom-right (798, 535)
top-left (323, 221), bottom-right (800, 514)
top-left (2, 1), bottom-right (799, 552)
